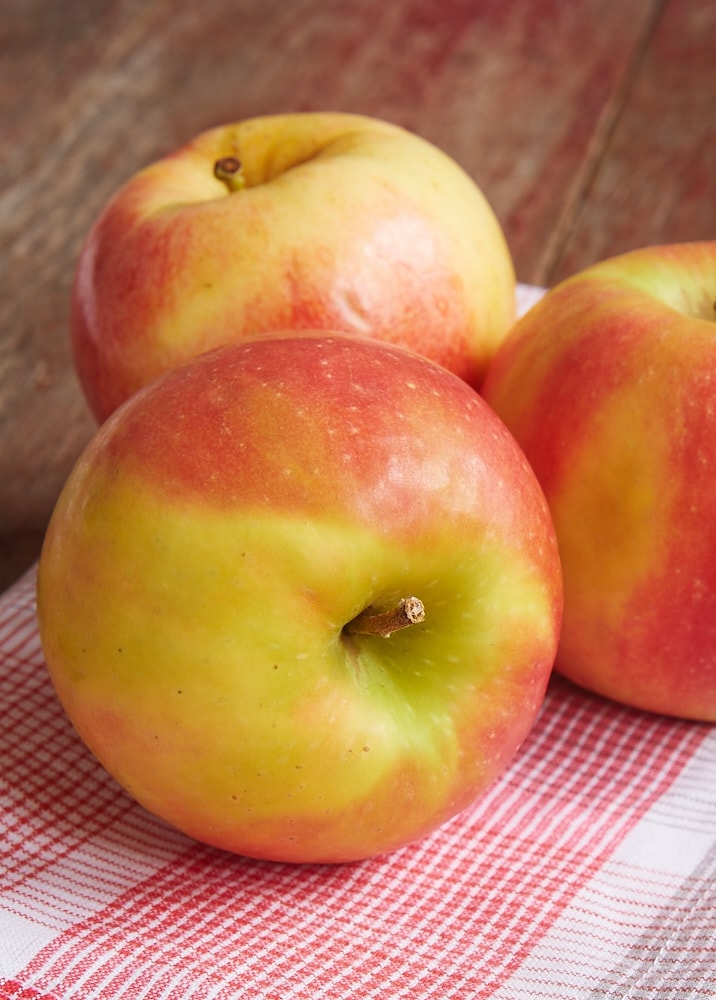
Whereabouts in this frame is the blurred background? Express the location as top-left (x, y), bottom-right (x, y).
top-left (1, 0), bottom-right (715, 592)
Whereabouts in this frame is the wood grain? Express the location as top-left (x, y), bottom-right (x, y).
top-left (0, 0), bottom-right (711, 591)
top-left (545, 0), bottom-right (716, 283)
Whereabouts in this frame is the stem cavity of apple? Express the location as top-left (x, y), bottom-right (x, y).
top-left (214, 156), bottom-right (246, 192)
top-left (346, 597), bottom-right (425, 638)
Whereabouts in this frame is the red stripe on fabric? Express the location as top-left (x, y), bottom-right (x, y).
top-left (0, 978), bottom-right (62, 1000)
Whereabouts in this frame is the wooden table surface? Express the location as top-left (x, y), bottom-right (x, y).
top-left (1, 0), bottom-right (715, 593)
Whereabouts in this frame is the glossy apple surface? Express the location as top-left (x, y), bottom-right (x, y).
top-left (71, 111), bottom-right (515, 422)
top-left (482, 241), bottom-right (716, 720)
top-left (37, 332), bottom-right (562, 863)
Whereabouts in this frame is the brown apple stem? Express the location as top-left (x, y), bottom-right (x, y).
top-left (346, 597), bottom-right (425, 638)
top-left (214, 156), bottom-right (246, 192)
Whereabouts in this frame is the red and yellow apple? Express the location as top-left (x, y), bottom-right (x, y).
top-left (37, 332), bottom-right (562, 863)
top-left (482, 241), bottom-right (716, 721)
top-left (71, 111), bottom-right (515, 422)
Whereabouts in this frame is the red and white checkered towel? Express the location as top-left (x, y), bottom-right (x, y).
top-left (2, 287), bottom-right (715, 999)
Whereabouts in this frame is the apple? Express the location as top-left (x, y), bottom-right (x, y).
top-left (71, 111), bottom-right (516, 422)
top-left (37, 332), bottom-right (562, 863)
top-left (481, 241), bottom-right (716, 721)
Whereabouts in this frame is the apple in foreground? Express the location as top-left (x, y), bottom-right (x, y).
top-left (37, 332), bottom-right (562, 863)
top-left (71, 111), bottom-right (515, 422)
top-left (482, 241), bottom-right (716, 721)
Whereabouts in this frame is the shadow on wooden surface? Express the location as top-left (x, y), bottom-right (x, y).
top-left (1, 0), bottom-right (714, 591)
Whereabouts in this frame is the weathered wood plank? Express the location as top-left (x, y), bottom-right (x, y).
top-left (545, 0), bottom-right (716, 284)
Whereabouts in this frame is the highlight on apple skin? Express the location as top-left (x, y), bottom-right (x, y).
top-left (71, 111), bottom-right (516, 422)
top-left (37, 332), bottom-right (563, 864)
top-left (482, 241), bottom-right (716, 721)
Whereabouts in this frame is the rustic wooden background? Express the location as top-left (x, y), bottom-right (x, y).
top-left (1, 0), bottom-right (715, 593)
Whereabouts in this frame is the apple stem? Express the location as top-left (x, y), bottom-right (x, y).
top-left (346, 597), bottom-right (425, 638)
top-left (214, 156), bottom-right (246, 192)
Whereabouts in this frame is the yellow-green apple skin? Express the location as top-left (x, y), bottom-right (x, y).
top-left (37, 332), bottom-right (562, 864)
top-left (482, 241), bottom-right (716, 721)
top-left (71, 111), bottom-right (515, 422)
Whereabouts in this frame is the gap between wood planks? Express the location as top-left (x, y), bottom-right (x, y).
top-left (533, 0), bottom-right (668, 288)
